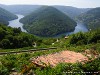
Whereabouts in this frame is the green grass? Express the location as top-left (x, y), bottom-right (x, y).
top-left (0, 48), bottom-right (65, 74)
top-left (66, 43), bottom-right (100, 52)
top-left (0, 47), bottom-right (35, 52)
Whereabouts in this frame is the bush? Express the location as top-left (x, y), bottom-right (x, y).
top-left (0, 55), bottom-right (17, 71)
top-left (80, 57), bottom-right (100, 74)
top-left (34, 63), bottom-right (84, 75)
top-left (89, 29), bottom-right (100, 43)
top-left (69, 29), bottom-right (100, 45)
top-left (0, 65), bottom-right (9, 75)
top-left (69, 32), bottom-right (87, 45)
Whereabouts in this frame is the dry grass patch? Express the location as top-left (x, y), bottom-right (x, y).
top-left (31, 50), bottom-right (88, 67)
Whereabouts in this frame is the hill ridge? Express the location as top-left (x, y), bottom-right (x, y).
top-left (20, 6), bottom-right (77, 37)
top-left (0, 7), bottom-right (18, 25)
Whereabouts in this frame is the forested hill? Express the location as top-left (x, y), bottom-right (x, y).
top-left (0, 7), bottom-right (18, 25)
top-left (78, 7), bottom-right (100, 30)
top-left (0, 4), bottom-right (42, 15)
top-left (20, 6), bottom-right (77, 37)
top-left (0, 24), bottom-right (35, 49)
top-left (0, 4), bottom-right (90, 19)
top-left (53, 5), bottom-right (90, 19)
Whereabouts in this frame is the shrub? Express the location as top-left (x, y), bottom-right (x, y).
top-left (0, 65), bottom-right (9, 75)
top-left (69, 32), bottom-right (87, 45)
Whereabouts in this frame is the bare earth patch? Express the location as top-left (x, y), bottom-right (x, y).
top-left (31, 50), bottom-right (88, 67)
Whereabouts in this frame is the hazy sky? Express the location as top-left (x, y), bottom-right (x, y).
top-left (0, 0), bottom-right (100, 8)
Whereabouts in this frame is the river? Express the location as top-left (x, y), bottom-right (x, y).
top-left (74, 22), bottom-right (88, 33)
top-left (54, 22), bottom-right (88, 37)
top-left (8, 14), bottom-right (26, 32)
top-left (8, 14), bottom-right (88, 36)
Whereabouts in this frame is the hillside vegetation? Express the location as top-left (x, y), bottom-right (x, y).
top-left (20, 6), bottom-right (77, 37)
top-left (0, 5), bottom-right (100, 75)
top-left (0, 28), bottom-right (100, 75)
top-left (0, 24), bottom-right (35, 49)
top-left (78, 7), bottom-right (100, 30)
top-left (54, 6), bottom-right (90, 19)
top-left (0, 7), bottom-right (18, 25)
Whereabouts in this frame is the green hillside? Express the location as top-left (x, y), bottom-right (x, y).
top-left (0, 4), bottom-right (42, 15)
top-left (0, 7), bottom-right (18, 25)
top-left (54, 5), bottom-right (90, 20)
top-left (0, 24), bottom-right (35, 49)
top-left (0, 28), bottom-right (100, 75)
top-left (0, 4), bottom-right (90, 19)
top-left (78, 7), bottom-right (100, 30)
top-left (20, 6), bottom-right (77, 37)
top-left (0, 19), bottom-right (9, 25)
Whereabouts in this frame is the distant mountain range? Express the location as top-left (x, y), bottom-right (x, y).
top-left (53, 6), bottom-right (90, 19)
top-left (0, 4), bottom-right (42, 15)
top-left (0, 4), bottom-right (90, 20)
top-left (0, 7), bottom-right (18, 25)
top-left (20, 6), bottom-right (77, 37)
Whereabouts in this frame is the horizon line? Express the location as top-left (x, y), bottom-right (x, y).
top-left (0, 3), bottom-right (98, 8)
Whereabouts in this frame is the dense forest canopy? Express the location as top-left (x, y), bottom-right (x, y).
top-left (0, 24), bottom-right (35, 49)
top-left (0, 7), bottom-right (18, 25)
top-left (20, 6), bottom-right (77, 37)
top-left (78, 7), bottom-right (100, 30)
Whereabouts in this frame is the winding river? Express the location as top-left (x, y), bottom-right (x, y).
top-left (54, 22), bottom-right (88, 37)
top-left (8, 14), bottom-right (26, 32)
top-left (8, 14), bottom-right (88, 36)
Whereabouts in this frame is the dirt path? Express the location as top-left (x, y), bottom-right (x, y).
top-left (31, 50), bottom-right (88, 67)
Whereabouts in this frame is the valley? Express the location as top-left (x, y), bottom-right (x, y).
top-left (8, 14), bottom-right (26, 32)
top-left (8, 14), bottom-right (88, 37)
top-left (0, 3), bottom-right (100, 75)
top-left (0, 7), bottom-right (18, 25)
